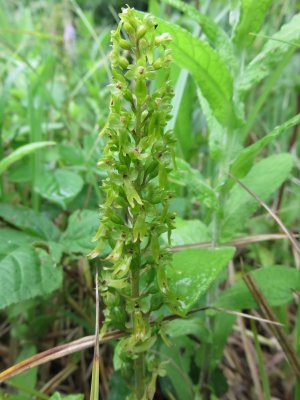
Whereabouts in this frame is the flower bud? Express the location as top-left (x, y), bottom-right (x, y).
top-left (123, 89), bottom-right (133, 103)
top-left (123, 21), bottom-right (135, 35)
top-left (118, 56), bottom-right (129, 69)
top-left (155, 33), bottom-right (172, 45)
top-left (137, 24), bottom-right (147, 40)
top-left (119, 39), bottom-right (131, 50)
top-left (153, 57), bottom-right (163, 70)
top-left (139, 38), bottom-right (148, 53)
top-left (144, 14), bottom-right (156, 28)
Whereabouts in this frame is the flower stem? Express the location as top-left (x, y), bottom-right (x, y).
top-left (131, 243), bottom-right (145, 398)
top-left (134, 352), bottom-right (145, 399)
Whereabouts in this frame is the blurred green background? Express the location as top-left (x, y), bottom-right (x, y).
top-left (1, 0), bottom-right (300, 399)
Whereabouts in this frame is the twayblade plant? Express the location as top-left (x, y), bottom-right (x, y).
top-left (1, 2), bottom-right (299, 399)
top-left (90, 6), bottom-right (177, 399)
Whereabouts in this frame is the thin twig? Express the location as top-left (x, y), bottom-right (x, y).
top-left (40, 363), bottom-right (77, 394)
top-left (243, 274), bottom-right (300, 378)
top-left (0, 306), bottom-right (282, 384)
top-left (230, 174), bottom-right (300, 253)
top-left (170, 232), bottom-right (299, 252)
top-left (0, 331), bottom-right (122, 384)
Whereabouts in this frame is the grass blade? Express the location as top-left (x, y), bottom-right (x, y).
top-left (251, 320), bottom-right (272, 400)
top-left (90, 270), bottom-right (100, 400)
top-left (243, 273), bottom-right (300, 378)
top-left (0, 141), bottom-right (55, 175)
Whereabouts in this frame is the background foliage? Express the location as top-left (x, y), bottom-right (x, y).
top-left (0, 0), bottom-right (299, 399)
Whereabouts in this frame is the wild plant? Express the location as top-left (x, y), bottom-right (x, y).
top-left (91, 6), bottom-right (176, 398)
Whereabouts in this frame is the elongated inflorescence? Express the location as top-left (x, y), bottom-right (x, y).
top-left (91, 6), bottom-right (176, 394)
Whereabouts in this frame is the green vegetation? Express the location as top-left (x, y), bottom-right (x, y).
top-left (0, 0), bottom-right (299, 399)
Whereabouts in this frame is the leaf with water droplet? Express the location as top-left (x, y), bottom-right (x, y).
top-left (167, 247), bottom-right (235, 314)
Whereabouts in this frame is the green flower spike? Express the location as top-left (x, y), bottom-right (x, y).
top-left (92, 6), bottom-right (176, 399)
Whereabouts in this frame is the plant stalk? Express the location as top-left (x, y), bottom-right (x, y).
top-left (134, 352), bottom-right (145, 399)
top-left (132, 241), bottom-right (145, 398)
top-left (131, 57), bottom-right (146, 397)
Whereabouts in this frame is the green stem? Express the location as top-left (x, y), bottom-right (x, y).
top-left (131, 53), bottom-right (146, 396)
top-left (241, 47), bottom-right (294, 141)
top-left (131, 243), bottom-right (145, 399)
top-left (134, 352), bottom-right (145, 399)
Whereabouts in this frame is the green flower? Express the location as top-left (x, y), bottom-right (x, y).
top-left (92, 6), bottom-right (176, 398)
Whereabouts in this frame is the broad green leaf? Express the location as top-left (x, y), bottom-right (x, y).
top-left (58, 143), bottom-right (85, 166)
top-left (214, 265), bottom-right (298, 310)
top-left (162, 0), bottom-right (236, 68)
top-left (108, 372), bottom-right (131, 400)
top-left (162, 317), bottom-right (209, 339)
top-left (162, 217), bottom-right (210, 246)
top-left (196, 89), bottom-right (234, 163)
top-left (233, 0), bottom-right (272, 48)
top-left (170, 158), bottom-right (217, 209)
top-left (60, 210), bottom-right (100, 254)
top-left (0, 141), bottom-right (55, 175)
top-left (172, 73), bottom-right (195, 160)
top-left (0, 228), bottom-right (36, 259)
top-left (207, 118), bottom-right (227, 162)
top-left (8, 159), bottom-right (32, 183)
top-left (148, 0), bottom-right (160, 15)
top-left (221, 153), bottom-right (294, 241)
top-left (0, 246), bottom-right (62, 309)
top-left (169, 197), bottom-right (189, 218)
top-left (149, 14), bottom-right (239, 127)
top-left (197, 84), bottom-right (244, 163)
top-left (230, 114), bottom-right (300, 179)
top-left (47, 241), bottom-right (64, 264)
top-left (210, 313), bottom-right (236, 368)
top-left (0, 203), bottom-right (60, 241)
top-left (159, 336), bottom-right (195, 400)
top-left (238, 13), bottom-right (300, 94)
top-left (34, 169), bottom-right (84, 209)
top-left (10, 345), bottom-right (37, 399)
top-left (168, 247), bottom-right (235, 314)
